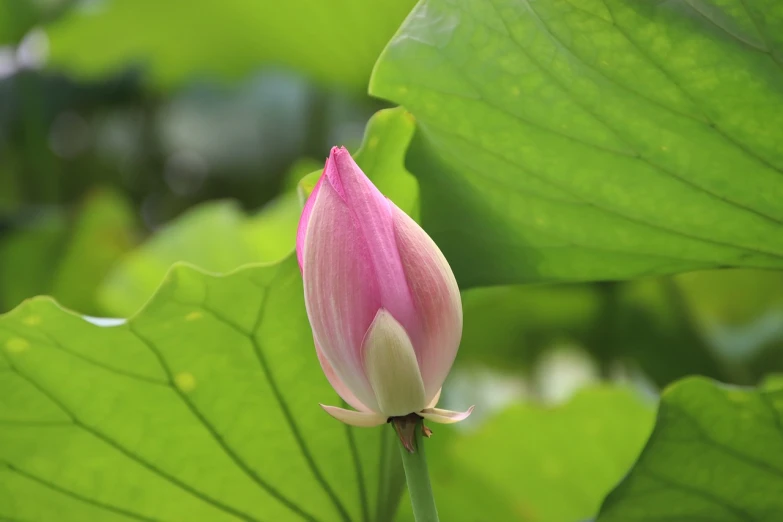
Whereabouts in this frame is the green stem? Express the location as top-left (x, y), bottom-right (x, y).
top-left (398, 423), bottom-right (439, 522)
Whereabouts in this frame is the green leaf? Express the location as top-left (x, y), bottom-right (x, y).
top-left (351, 107), bottom-right (419, 220)
top-left (43, 0), bottom-right (417, 90)
top-left (608, 277), bottom-right (730, 386)
top-left (458, 283), bottom-right (601, 369)
top-left (0, 0), bottom-right (71, 44)
top-left (0, 255), bottom-right (405, 521)
top-left (598, 377), bottom-right (783, 521)
top-left (241, 192), bottom-right (302, 265)
top-left (0, 190), bottom-right (138, 316)
top-left (370, 0), bottom-right (783, 287)
top-left (458, 277), bottom-right (734, 387)
top-left (49, 188), bottom-right (138, 316)
top-left (0, 212), bottom-right (68, 312)
top-left (674, 269), bottom-right (783, 376)
top-left (396, 387), bottom-right (655, 521)
top-left (96, 201), bottom-right (261, 318)
top-left (676, 269), bottom-right (783, 327)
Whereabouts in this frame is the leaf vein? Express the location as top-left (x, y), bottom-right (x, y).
top-left (0, 323), bottom-right (168, 387)
top-left (597, 0), bottom-right (783, 176)
top-left (420, 121), bottom-right (783, 262)
top-left (191, 271), bottom-right (354, 522)
top-left (127, 322), bottom-right (318, 522)
top-left (0, 463), bottom-right (164, 522)
top-left (445, 0), bottom-right (783, 226)
top-left (0, 352), bottom-right (257, 522)
top-left (669, 402), bottom-right (783, 479)
top-left (642, 468), bottom-right (754, 522)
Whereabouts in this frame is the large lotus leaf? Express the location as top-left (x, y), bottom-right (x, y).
top-left (598, 377), bottom-right (783, 521)
top-left (0, 255), bottom-right (405, 521)
top-left (370, 0), bottom-right (783, 287)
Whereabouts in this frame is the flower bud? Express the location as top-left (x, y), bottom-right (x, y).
top-left (297, 146), bottom-right (472, 430)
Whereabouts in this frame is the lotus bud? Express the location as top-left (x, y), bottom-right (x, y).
top-left (297, 146), bottom-right (472, 450)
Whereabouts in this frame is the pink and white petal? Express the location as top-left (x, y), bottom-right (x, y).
top-left (315, 340), bottom-right (370, 412)
top-left (418, 406), bottom-right (474, 424)
top-left (303, 176), bottom-right (381, 411)
top-left (426, 388), bottom-right (442, 409)
top-left (296, 173), bottom-right (324, 272)
top-left (320, 404), bottom-right (388, 427)
top-left (392, 203), bottom-right (463, 399)
top-left (327, 147), bottom-right (417, 333)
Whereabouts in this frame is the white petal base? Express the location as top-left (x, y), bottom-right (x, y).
top-left (418, 406), bottom-right (475, 424)
top-left (320, 404), bottom-right (388, 427)
top-left (426, 388), bottom-right (442, 409)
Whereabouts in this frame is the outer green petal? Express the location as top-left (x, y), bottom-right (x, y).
top-left (363, 309), bottom-right (427, 417)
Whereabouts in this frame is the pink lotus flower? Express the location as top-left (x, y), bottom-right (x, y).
top-left (297, 146), bottom-right (473, 432)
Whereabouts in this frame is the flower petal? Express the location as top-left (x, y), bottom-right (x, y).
top-left (391, 203), bottom-right (463, 401)
top-left (303, 175), bottom-right (381, 411)
top-left (320, 404), bottom-right (388, 427)
top-left (418, 406), bottom-right (474, 424)
top-left (327, 147), bottom-right (417, 336)
top-left (296, 172), bottom-right (324, 273)
top-left (363, 309), bottom-right (427, 417)
top-left (426, 388), bottom-right (442, 409)
top-left (315, 339), bottom-right (370, 412)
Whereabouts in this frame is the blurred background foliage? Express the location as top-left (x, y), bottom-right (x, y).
top-left (2, 0), bottom-right (783, 395)
top-left (1, 0), bottom-right (783, 520)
